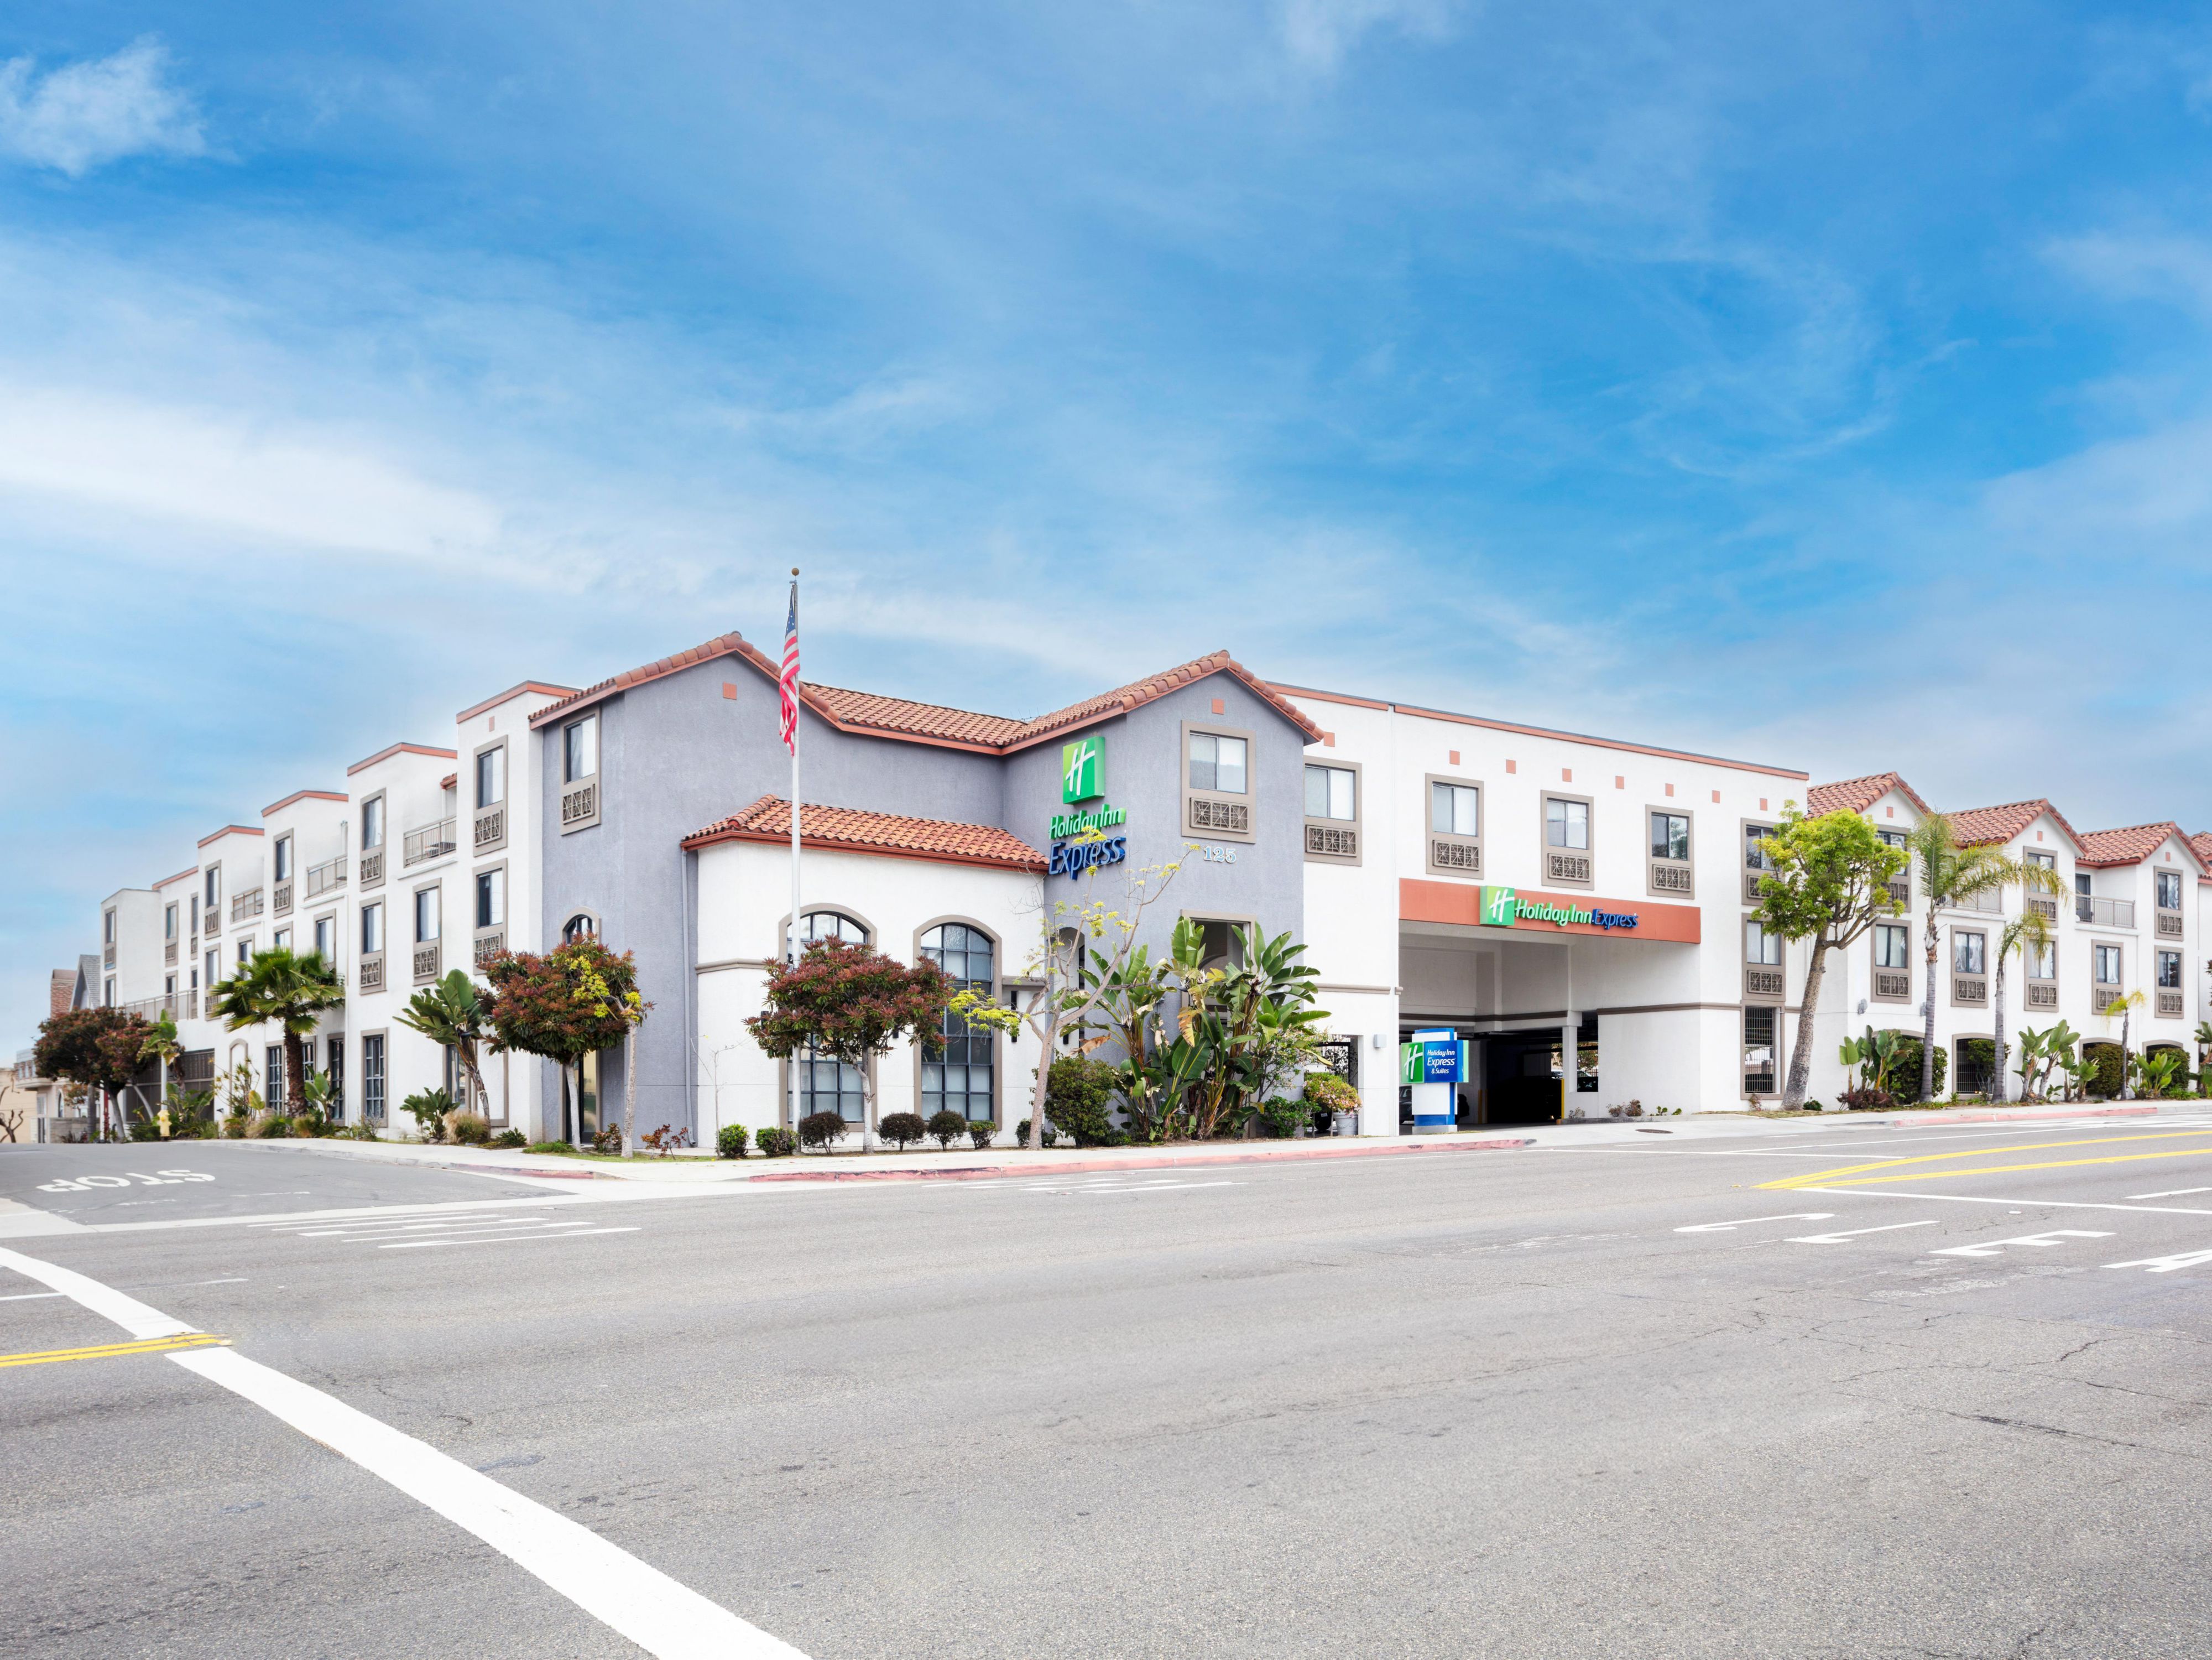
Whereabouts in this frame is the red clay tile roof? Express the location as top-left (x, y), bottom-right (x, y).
top-left (531, 631), bottom-right (1325, 750)
top-left (345, 742), bottom-right (457, 777)
top-left (261, 789), bottom-right (347, 818)
top-left (2192, 832), bottom-right (2212, 871)
top-left (1945, 798), bottom-right (2085, 852)
top-left (456, 680), bottom-right (581, 723)
top-left (682, 796), bottom-right (1045, 872)
top-left (440, 773), bottom-right (457, 792)
top-left (1806, 772), bottom-right (1933, 818)
top-left (2077, 821), bottom-right (2204, 870)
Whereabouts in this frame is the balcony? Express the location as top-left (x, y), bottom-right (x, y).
top-left (1952, 974), bottom-right (1987, 1006)
top-left (2157, 910), bottom-right (2184, 938)
top-left (273, 881), bottom-right (293, 917)
top-left (2157, 990), bottom-right (2185, 1018)
top-left (121, 994), bottom-right (178, 1021)
top-left (304, 856), bottom-right (347, 899)
top-left (473, 930), bottom-right (506, 968)
top-left (2093, 985), bottom-right (2122, 1013)
top-left (2077, 896), bottom-right (2135, 929)
top-left (360, 848), bottom-right (385, 888)
top-left (359, 952), bottom-right (385, 994)
top-left (1952, 890), bottom-right (2002, 915)
top-left (473, 804), bottom-right (505, 852)
top-left (231, 888), bottom-right (264, 924)
top-left (2026, 981), bottom-right (2058, 1009)
top-left (1874, 969), bottom-right (1911, 1001)
top-left (413, 941), bottom-right (442, 983)
top-left (403, 818), bottom-right (457, 867)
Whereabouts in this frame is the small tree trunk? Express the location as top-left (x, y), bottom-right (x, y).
top-left (1782, 938), bottom-right (1829, 1110)
top-left (1027, 1004), bottom-right (1057, 1150)
top-left (1921, 913), bottom-right (1939, 1102)
top-left (2120, 1011), bottom-right (2133, 1099)
top-left (1991, 964), bottom-right (2008, 1104)
top-left (286, 1032), bottom-right (307, 1118)
top-left (859, 1059), bottom-right (878, 1155)
top-left (622, 1033), bottom-right (637, 1157)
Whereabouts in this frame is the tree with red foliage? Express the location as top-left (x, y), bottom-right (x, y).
top-left (482, 938), bottom-right (641, 1145)
top-left (746, 936), bottom-right (952, 1154)
top-left (34, 1007), bottom-right (152, 1142)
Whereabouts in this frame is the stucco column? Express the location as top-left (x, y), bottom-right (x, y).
top-left (1560, 939), bottom-right (1575, 1123)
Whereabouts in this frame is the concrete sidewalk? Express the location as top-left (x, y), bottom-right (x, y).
top-left (212, 1099), bottom-right (2163, 1187)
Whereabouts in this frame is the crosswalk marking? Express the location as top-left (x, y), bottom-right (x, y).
top-left (251, 1211), bottom-right (638, 1250)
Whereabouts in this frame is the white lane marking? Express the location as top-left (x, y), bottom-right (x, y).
top-left (0, 1248), bottom-right (807, 1659)
top-left (1799, 1187), bottom-right (2212, 1217)
top-left (0, 1290), bottom-right (65, 1302)
top-left (2129, 1187), bottom-right (2212, 1200)
top-left (2105, 1249), bottom-right (2212, 1275)
top-left (380, 1227), bottom-right (641, 1250)
top-left (1674, 1213), bottom-right (1835, 1233)
top-left (195, 1278), bottom-right (249, 1286)
top-left (1928, 1229), bottom-right (2114, 1258)
top-left (1787, 1220), bottom-right (1942, 1245)
top-left (1026, 1179), bottom-right (1238, 1194)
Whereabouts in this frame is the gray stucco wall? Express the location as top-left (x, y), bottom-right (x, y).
top-left (536, 652), bottom-right (1310, 1140)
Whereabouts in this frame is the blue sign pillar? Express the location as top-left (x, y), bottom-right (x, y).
top-left (1405, 1027), bottom-right (1465, 1135)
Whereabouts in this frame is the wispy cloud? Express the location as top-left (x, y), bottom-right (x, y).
top-left (0, 38), bottom-right (206, 176)
top-left (1277, 0), bottom-right (1456, 72)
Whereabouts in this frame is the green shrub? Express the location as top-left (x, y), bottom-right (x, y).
top-left (797, 1111), bottom-right (848, 1152)
top-left (1015, 1118), bottom-right (1061, 1147)
top-left (222, 1113), bottom-right (249, 1139)
top-left (967, 1119), bottom-right (995, 1148)
top-left (1248, 1096), bottom-right (1305, 1138)
top-left (754, 1125), bottom-right (797, 1157)
top-left (448, 1110), bottom-right (491, 1146)
top-left (248, 1114), bottom-right (293, 1139)
top-left (402, 1087), bottom-right (457, 1143)
top-left (717, 1123), bottom-right (750, 1158)
top-left (926, 1109), bottom-right (968, 1148)
top-left (879, 1111), bottom-right (927, 1151)
top-left (492, 1128), bottom-right (527, 1148)
top-left (526, 1140), bottom-right (580, 1156)
top-left (1303, 1071), bottom-right (1358, 1136)
top-left (1885, 1036), bottom-right (1948, 1101)
top-left (1046, 1057), bottom-right (1125, 1146)
top-left (2086, 1044), bottom-right (2125, 1099)
top-left (333, 1119), bottom-right (380, 1141)
top-left (591, 1121), bottom-right (624, 1154)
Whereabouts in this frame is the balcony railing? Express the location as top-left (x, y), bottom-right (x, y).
top-left (121, 995), bottom-right (178, 1021)
top-left (2093, 985), bottom-right (2122, 1013)
top-left (1874, 969), bottom-right (1911, 1001)
top-left (1744, 965), bottom-right (1785, 1000)
top-left (2027, 896), bottom-right (2059, 922)
top-left (359, 952), bottom-right (385, 994)
top-left (2157, 990), bottom-right (2185, 1017)
top-left (403, 818), bottom-right (457, 867)
top-left (1744, 870), bottom-right (1770, 904)
top-left (413, 942), bottom-right (442, 983)
top-left (1648, 861), bottom-right (1692, 894)
top-left (164, 940), bottom-right (178, 965)
top-left (304, 856), bottom-right (347, 899)
top-left (1546, 850), bottom-right (1592, 885)
top-left (473, 804), bottom-right (505, 852)
top-left (1885, 880), bottom-right (1911, 908)
top-left (2026, 981), bottom-right (2058, 1009)
top-left (1433, 839), bottom-right (1481, 875)
top-left (1952, 890), bottom-right (2002, 914)
top-left (186, 991), bottom-right (198, 1020)
top-left (562, 782), bottom-right (599, 829)
top-left (360, 848), bottom-right (385, 888)
top-left (2157, 910), bottom-right (2184, 938)
top-left (1952, 974), bottom-right (1987, 1006)
top-left (231, 888), bottom-right (264, 924)
top-left (1304, 823), bottom-right (1358, 860)
top-left (2078, 896), bottom-right (2135, 929)
top-left (473, 930), bottom-right (506, 968)
top-left (273, 881), bottom-right (293, 917)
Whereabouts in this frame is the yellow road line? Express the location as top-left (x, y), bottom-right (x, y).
top-left (0, 1334), bottom-right (229, 1370)
top-left (1758, 1128), bottom-right (2212, 1191)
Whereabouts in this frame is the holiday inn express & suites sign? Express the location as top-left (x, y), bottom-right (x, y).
top-left (1480, 884), bottom-right (1640, 932)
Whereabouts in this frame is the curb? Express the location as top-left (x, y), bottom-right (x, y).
top-left (745, 1136), bottom-right (1538, 1184)
top-left (1870, 1105), bottom-right (2158, 1126)
top-left (220, 1139), bottom-right (614, 1181)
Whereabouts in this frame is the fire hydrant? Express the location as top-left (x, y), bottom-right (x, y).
top-left (158, 1106), bottom-right (172, 1139)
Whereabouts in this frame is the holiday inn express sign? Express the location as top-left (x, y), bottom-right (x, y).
top-left (1480, 885), bottom-right (1640, 932)
top-left (1396, 877), bottom-right (1702, 943)
top-left (1050, 732), bottom-right (1129, 880)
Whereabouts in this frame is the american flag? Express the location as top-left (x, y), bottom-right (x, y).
top-left (778, 581), bottom-right (801, 754)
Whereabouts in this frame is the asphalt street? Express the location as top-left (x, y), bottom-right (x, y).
top-left (9, 1114), bottom-right (2212, 1658)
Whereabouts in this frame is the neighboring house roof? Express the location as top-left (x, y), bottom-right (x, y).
top-left (2191, 831), bottom-right (2212, 871)
top-left (196, 825), bottom-right (265, 848)
top-left (152, 867), bottom-right (197, 891)
top-left (49, 969), bottom-right (73, 1017)
top-left (1806, 772), bottom-right (1934, 818)
top-left (262, 789), bottom-right (348, 818)
top-left (681, 795), bottom-right (1047, 873)
top-left (530, 632), bottom-right (1326, 750)
top-left (2077, 821), bottom-right (2206, 871)
top-left (75, 954), bottom-right (99, 1009)
top-left (456, 680), bottom-right (581, 723)
top-left (345, 742), bottom-right (458, 776)
top-left (1945, 798), bottom-right (2085, 852)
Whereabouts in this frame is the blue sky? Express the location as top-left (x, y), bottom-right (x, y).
top-left (6, 3), bottom-right (2212, 1036)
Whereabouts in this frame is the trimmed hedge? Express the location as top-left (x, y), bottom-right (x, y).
top-left (754, 1125), bottom-right (797, 1157)
top-left (879, 1112), bottom-right (927, 1151)
top-left (967, 1119), bottom-right (995, 1149)
top-left (926, 1109), bottom-right (968, 1149)
top-left (1046, 1057), bottom-right (1125, 1146)
top-left (717, 1122), bottom-right (750, 1159)
top-left (797, 1111), bottom-right (848, 1152)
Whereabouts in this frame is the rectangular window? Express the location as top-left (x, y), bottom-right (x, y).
top-left (104, 977), bottom-right (115, 1007)
top-left (1743, 1006), bottom-right (1777, 1096)
top-left (1875, 923), bottom-right (1910, 969)
top-left (1545, 797), bottom-right (1589, 850)
top-left (190, 894), bottom-right (199, 935)
top-left (1432, 782), bottom-right (1479, 837)
top-left (1188, 732), bottom-right (1248, 794)
top-left (1745, 824), bottom-right (1777, 870)
top-left (273, 928), bottom-right (291, 953)
top-left (325, 1037), bottom-right (345, 1117)
top-left (1304, 764), bottom-right (1355, 821)
top-left (205, 867), bottom-right (219, 909)
top-left (165, 903), bottom-right (178, 941)
top-left (477, 746), bottom-right (505, 808)
top-left (1953, 932), bottom-right (1985, 974)
top-left (2027, 849), bottom-right (2056, 871)
top-left (2028, 939), bottom-right (2056, 980)
top-left (236, 939), bottom-right (251, 967)
top-left (1877, 829), bottom-right (1908, 850)
top-left (476, 868), bottom-right (505, 929)
top-left (565, 715), bottom-right (598, 784)
top-left (2075, 871), bottom-right (2092, 898)
top-left (2159, 949), bottom-right (2183, 989)
top-left (265, 1045), bottom-right (286, 1111)
top-left (1650, 812), bottom-right (1690, 861)
top-left (2094, 944), bottom-right (2122, 986)
top-left (2157, 870), bottom-right (2183, 910)
top-left (363, 1034), bottom-right (385, 1125)
top-left (103, 909), bottom-right (115, 944)
top-left (361, 902), bottom-right (384, 954)
top-left (362, 796), bottom-right (385, 850)
top-left (274, 836), bottom-right (292, 881)
top-left (415, 887), bottom-right (441, 943)
top-left (1744, 920), bottom-right (1782, 965)
top-left (314, 916), bottom-right (335, 961)
top-left (205, 949), bottom-right (218, 990)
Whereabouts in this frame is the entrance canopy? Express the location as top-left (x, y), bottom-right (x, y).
top-left (1400, 878), bottom-right (1700, 943)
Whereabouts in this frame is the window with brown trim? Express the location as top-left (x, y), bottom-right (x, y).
top-left (1302, 761), bottom-right (1360, 863)
top-left (1647, 808), bottom-right (1693, 898)
top-left (1872, 922), bottom-right (1912, 1003)
top-left (1542, 793), bottom-right (1594, 887)
top-left (1425, 776), bottom-right (1482, 877)
top-left (1182, 721), bottom-right (1255, 844)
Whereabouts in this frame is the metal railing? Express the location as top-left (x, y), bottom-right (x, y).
top-left (121, 995), bottom-right (178, 1021)
top-left (403, 818), bottom-right (456, 867)
top-left (359, 848), bottom-right (384, 888)
top-left (304, 856), bottom-right (347, 899)
top-left (1649, 861), bottom-right (1692, 894)
top-left (2093, 985), bottom-right (2122, 1013)
top-left (358, 953), bottom-right (385, 994)
top-left (1874, 969), bottom-right (1911, 1001)
top-left (562, 782), bottom-right (599, 828)
top-left (1885, 880), bottom-right (1911, 907)
top-left (2078, 896), bottom-right (2135, 929)
top-left (472, 930), bottom-right (506, 968)
top-left (231, 888), bottom-right (264, 924)
top-left (1952, 890), bottom-right (2002, 914)
top-left (1546, 851), bottom-right (1592, 885)
top-left (2027, 896), bottom-right (2059, 921)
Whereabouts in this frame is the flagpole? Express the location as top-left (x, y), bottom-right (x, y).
top-left (786, 569), bottom-right (802, 1148)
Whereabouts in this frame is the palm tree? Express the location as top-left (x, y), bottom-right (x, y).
top-left (1903, 815), bottom-right (2067, 1101)
top-left (2101, 987), bottom-right (2148, 1099)
top-left (139, 1011), bottom-right (182, 1131)
top-left (208, 947), bottom-right (345, 1114)
top-left (396, 969), bottom-right (492, 1117)
top-left (1990, 909), bottom-right (2055, 1104)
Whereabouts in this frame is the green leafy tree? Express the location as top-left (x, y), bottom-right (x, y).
top-left (397, 970), bottom-right (495, 1125)
top-left (1989, 908), bottom-right (2057, 1104)
top-left (207, 946), bottom-right (346, 1114)
top-left (34, 1006), bottom-right (153, 1142)
top-left (574, 960), bottom-right (650, 1156)
top-left (483, 938), bottom-right (639, 1145)
top-left (138, 1010), bottom-right (183, 1132)
top-left (746, 937), bottom-right (951, 1154)
top-left (2100, 987), bottom-right (2148, 1099)
top-left (1752, 804), bottom-right (1907, 1109)
top-left (1903, 816), bottom-right (2066, 1101)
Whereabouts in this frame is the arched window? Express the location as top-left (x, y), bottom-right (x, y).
top-left (796, 910), bottom-right (871, 1122)
top-left (562, 913), bottom-right (597, 944)
top-left (920, 923), bottom-right (995, 1123)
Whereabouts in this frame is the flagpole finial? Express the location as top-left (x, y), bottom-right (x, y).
top-left (791, 566), bottom-right (799, 576)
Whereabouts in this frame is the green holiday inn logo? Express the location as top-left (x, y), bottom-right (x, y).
top-left (1061, 735), bottom-right (1103, 804)
top-left (1480, 884), bottom-right (1519, 926)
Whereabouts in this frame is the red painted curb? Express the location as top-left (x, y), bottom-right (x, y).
top-left (744, 1136), bottom-right (1537, 1184)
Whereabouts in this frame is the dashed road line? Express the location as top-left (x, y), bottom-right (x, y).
top-left (1786, 1220), bottom-right (1942, 1245)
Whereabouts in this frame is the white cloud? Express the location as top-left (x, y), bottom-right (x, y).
top-left (0, 38), bottom-right (206, 177)
top-left (1279, 0), bottom-right (1455, 72)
